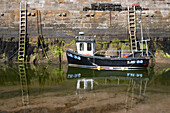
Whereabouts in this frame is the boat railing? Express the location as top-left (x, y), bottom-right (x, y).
top-left (94, 49), bottom-right (149, 58)
top-left (137, 40), bottom-right (149, 56)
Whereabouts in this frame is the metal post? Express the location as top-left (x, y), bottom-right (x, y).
top-left (145, 40), bottom-right (148, 56)
top-left (140, 10), bottom-right (144, 56)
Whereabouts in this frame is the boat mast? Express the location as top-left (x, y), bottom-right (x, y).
top-left (139, 9), bottom-right (144, 56)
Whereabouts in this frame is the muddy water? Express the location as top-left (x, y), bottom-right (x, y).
top-left (0, 64), bottom-right (170, 113)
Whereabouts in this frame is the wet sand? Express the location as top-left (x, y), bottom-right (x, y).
top-left (0, 86), bottom-right (170, 113)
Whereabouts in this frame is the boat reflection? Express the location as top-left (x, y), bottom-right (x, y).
top-left (67, 67), bottom-right (149, 79)
top-left (67, 67), bottom-right (149, 109)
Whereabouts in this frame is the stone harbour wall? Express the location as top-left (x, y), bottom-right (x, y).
top-left (0, 0), bottom-right (169, 41)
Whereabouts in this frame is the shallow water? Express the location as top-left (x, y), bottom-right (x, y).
top-left (0, 63), bottom-right (170, 113)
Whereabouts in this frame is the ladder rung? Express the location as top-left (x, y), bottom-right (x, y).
top-left (21, 14), bottom-right (26, 16)
top-left (129, 13), bottom-right (134, 15)
top-left (19, 51), bottom-right (24, 53)
top-left (18, 59), bottom-right (24, 61)
top-left (21, 16), bottom-right (26, 18)
top-left (129, 16), bottom-right (135, 18)
top-left (20, 47), bottom-right (25, 49)
top-left (129, 21), bottom-right (135, 23)
top-left (129, 13), bottom-right (135, 16)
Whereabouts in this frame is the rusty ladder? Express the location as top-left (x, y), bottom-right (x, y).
top-left (128, 6), bottom-right (137, 53)
top-left (18, 1), bottom-right (27, 62)
top-left (18, 1), bottom-right (29, 106)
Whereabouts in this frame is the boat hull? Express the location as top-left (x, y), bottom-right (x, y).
top-left (66, 50), bottom-right (150, 70)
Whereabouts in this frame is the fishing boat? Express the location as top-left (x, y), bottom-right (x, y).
top-left (66, 35), bottom-right (150, 70)
top-left (66, 6), bottom-right (151, 70)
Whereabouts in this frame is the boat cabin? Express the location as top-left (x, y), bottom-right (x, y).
top-left (75, 32), bottom-right (95, 56)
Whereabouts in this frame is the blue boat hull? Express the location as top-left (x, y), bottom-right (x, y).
top-left (66, 50), bottom-right (150, 70)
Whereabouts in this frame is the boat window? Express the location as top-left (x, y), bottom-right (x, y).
top-left (87, 43), bottom-right (92, 51)
top-left (80, 43), bottom-right (84, 51)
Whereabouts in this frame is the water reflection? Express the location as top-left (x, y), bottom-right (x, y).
top-left (67, 67), bottom-right (149, 78)
top-left (68, 67), bottom-right (149, 110)
top-left (0, 64), bottom-right (170, 112)
top-left (18, 63), bottom-right (29, 107)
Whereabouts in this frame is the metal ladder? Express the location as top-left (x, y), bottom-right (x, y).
top-left (18, 1), bottom-right (29, 106)
top-left (18, 1), bottom-right (27, 62)
top-left (18, 63), bottom-right (29, 105)
top-left (128, 6), bottom-right (137, 53)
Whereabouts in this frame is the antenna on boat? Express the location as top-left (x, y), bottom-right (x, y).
top-left (139, 9), bottom-right (143, 56)
top-left (139, 8), bottom-right (144, 56)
